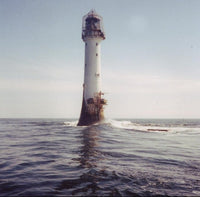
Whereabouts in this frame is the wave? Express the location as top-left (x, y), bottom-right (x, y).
top-left (106, 119), bottom-right (200, 133)
top-left (64, 120), bottom-right (78, 127)
top-left (63, 119), bottom-right (200, 135)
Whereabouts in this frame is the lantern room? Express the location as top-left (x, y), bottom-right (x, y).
top-left (82, 9), bottom-right (105, 40)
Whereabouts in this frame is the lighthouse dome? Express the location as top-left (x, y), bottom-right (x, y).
top-left (82, 9), bottom-right (105, 40)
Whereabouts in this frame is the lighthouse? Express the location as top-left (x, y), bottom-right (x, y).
top-left (78, 9), bottom-right (107, 126)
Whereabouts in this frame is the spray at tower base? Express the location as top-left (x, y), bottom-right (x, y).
top-left (78, 10), bottom-right (107, 126)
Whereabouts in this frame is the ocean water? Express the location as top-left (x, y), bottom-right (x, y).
top-left (0, 118), bottom-right (200, 196)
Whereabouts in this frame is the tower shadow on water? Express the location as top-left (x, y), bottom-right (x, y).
top-left (78, 9), bottom-right (107, 126)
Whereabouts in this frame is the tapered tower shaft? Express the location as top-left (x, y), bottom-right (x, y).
top-left (78, 10), bottom-right (106, 126)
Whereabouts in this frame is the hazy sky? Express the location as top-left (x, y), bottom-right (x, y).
top-left (1, 0), bottom-right (200, 118)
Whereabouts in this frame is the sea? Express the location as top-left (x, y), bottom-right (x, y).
top-left (0, 118), bottom-right (200, 196)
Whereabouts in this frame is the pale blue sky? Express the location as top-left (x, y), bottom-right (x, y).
top-left (0, 0), bottom-right (200, 118)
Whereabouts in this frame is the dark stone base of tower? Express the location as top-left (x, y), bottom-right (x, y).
top-left (78, 95), bottom-right (106, 126)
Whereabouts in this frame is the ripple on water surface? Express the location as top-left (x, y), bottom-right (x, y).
top-left (0, 119), bottom-right (200, 196)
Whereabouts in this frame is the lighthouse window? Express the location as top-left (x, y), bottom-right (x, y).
top-left (86, 43), bottom-right (87, 46)
top-left (96, 53), bottom-right (98, 56)
top-left (96, 43), bottom-right (98, 46)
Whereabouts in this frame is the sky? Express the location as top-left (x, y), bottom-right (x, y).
top-left (0, 0), bottom-right (200, 119)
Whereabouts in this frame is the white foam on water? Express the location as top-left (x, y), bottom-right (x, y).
top-left (106, 119), bottom-right (133, 129)
top-left (107, 119), bottom-right (200, 134)
top-left (64, 120), bottom-right (78, 127)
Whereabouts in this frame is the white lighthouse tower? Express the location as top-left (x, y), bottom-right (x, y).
top-left (78, 9), bottom-right (106, 126)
